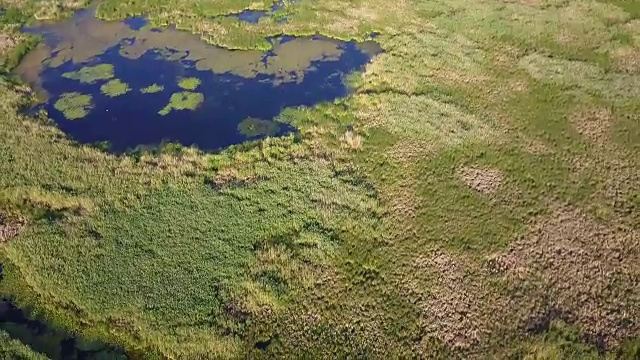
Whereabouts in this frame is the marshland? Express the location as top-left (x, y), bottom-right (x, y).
top-left (0, 0), bottom-right (638, 358)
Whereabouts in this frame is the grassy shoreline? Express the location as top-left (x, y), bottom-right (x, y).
top-left (0, 0), bottom-right (639, 358)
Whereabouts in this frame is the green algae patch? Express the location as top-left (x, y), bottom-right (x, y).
top-left (177, 77), bottom-right (201, 90)
top-left (53, 92), bottom-right (93, 120)
top-left (100, 79), bottom-right (131, 97)
top-left (140, 83), bottom-right (164, 94)
top-left (62, 64), bottom-right (114, 84)
top-left (238, 117), bottom-right (280, 137)
top-left (158, 92), bottom-right (204, 115)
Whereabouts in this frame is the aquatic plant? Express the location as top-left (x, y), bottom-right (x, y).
top-left (238, 117), bottom-right (280, 138)
top-left (4, 0), bottom-right (640, 359)
top-left (140, 83), bottom-right (164, 94)
top-left (53, 92), bottom-right (93, 120)
top-left (62, 64), bottom-right (114, 84)
top-left (158, 92), bottom-right (204, 115)
top-left (100, 79), bottom-right (131, 97)
top-left (0, 329), bottom-right (48, 359)
top-left (177, 77), bottom-right (201, 90)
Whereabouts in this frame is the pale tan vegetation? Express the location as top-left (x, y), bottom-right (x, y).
top-left (487, 205), bottom-right (640, 347)
top-left (458, 166), bottom-right (504, 195)
top-left (0, 214), bottom-right (25, 243)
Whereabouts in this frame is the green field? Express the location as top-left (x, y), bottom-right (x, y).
top-left (0, 0), bottom-right (639, 358)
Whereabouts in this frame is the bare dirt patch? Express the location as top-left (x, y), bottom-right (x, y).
top-left (403, 250), bottom-right (509, 353)
top-left (385, 178), bottom-right (420, 228)
top-left (0, 33), bottom-right (17, 54)
top-left (612, 46), bottom-right (640, 74)
top-left (486, 205), bottom-right (640, 348)
top-left (0, 214), bottom-right (26, 243)
top-left (570, 106), bottom-right (613, 145)
top-left (458, 166), bottom-right (504, 194)
top-left (387, 139), bottom-right (431, 163)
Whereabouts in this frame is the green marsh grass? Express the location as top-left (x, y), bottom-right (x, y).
top-left (53, 92), bottom-right (93, 120)
top-left (62, 64), bottom-right (114, 84)
top-left (177, 77), bottom-right (201, 90)
top-left (237, 117), bottom-right (280, 137)
top-left (158, 91), bottom-right (204, 115)
top-left (1, 0), bottom-right (639, 358)
top-left (0, 330), bottom-right (48, 360)
top-left (140, 83), bottom-right (164, 94)
top-left (100, 78), bottom-right (131, 97)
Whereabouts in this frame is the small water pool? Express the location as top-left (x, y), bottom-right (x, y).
top-left (232, 0), bottom-right (301, 24)
top-left (0, 299), bottom-right (126, 359)
top-left (17, 7), bottom-right (381, 153)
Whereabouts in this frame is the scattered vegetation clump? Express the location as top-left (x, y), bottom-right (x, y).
top-left (458, 166), bottom-right (504, 194)
top-left (0, 214), bottom-right (25, 243)
top-left (140, 83), bottom-right (164, 94)
top-left (62, 64), bottom-right (114, 84)
top-left (237, 117), bottom-right (280, 137)
top-left (1, 0), bottom-right (639, 358)
top-left (340, 129), bottom-right (363, 150)
top-left (0, 329), bottom-right (48, 360)
top-left (177, 77), bottom-right (201, 90)
top-left (487, 205), bottom-right (640, 348)
top-left (0, 34), bottom-right (17, 54)
top-left (0, 31), bottom-right (39, 73)
top-left (100, 78), bottom-right (131, 97)
top-left (53, 92), bottom-right (93, 119)
top-left (158, 91), bottom-right (204, 115)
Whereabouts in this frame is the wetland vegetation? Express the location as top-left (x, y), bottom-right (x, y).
top-left (53, 92), bottom-right (93, 120)
top-left (157, 91), bottom-right (204, 115)
top-left (100, 78), bottom-right (130, 97)
top-left (62, 64), bottom-right (114, 84)
top-left (140, 83), bottom-right (163, 94)
top-left (0, 0), bottom-right (639, 358)
top-left (176, 77), bottom-right (200, 90)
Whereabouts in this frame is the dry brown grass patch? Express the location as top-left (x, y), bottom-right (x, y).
top-left (384, 178), bottom-right (420, 229)
top-left (387, 139), bottom-right (431, 164)
top-left (404, 250), bottom-right (508, 352)
top-left (339, 130), bottom-right (363, 150)
top-left (0, 214), bottom-right (26, 243)
top-left (611, 46), bottom-right (640, 74)
top-left (0, 32), bottom-right (18, 55)
top-left (569, 106), bottom-right (613, 145)
top-left (432, 68), bottom-right (490, 87)
top-left (502, 0), bottom-right (544, 6)
top-left (458, 165), bottom-right (504, 194)
top-left (487, 205), bottom-right (640, 348)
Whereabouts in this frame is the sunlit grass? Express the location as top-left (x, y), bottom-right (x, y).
top-left (177, 77), bottom-right (201, 90)
top-left (1, 0), bottom-right (639, 358)
top-left (0, 329), bottom-right (48, 360)
top-left (140, 83), bottom-right (164, 94)
top-left (100, 78), bottom-right (131, 97)
top-left (62, 64), bottom-right (114, 84)
top-left (53, 92), bottom-right (93, 119)
top-left (157, 91), bottom-right (204, 115)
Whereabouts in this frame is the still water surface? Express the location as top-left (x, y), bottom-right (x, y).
top-left (17, 7), bottom-right (381, 152)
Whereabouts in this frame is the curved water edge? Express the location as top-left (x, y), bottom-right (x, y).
top-left (0, 298), bottom-right (127, 359)
top-left (2, 4), bottom-right (382, 356)
top-left (16, 6), bottom-right (382, 153)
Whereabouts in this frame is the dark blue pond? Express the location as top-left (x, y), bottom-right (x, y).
top-left (17, 10), bottom-right (381, 153)
top-left (233, 0), bottom-right (300, 24)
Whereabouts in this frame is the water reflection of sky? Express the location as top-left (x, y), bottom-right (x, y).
top-left (17, 9), bottom-right (382, 153)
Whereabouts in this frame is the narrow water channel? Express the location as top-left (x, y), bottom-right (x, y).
top-left (0, 299), bottom-right (126, 359)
